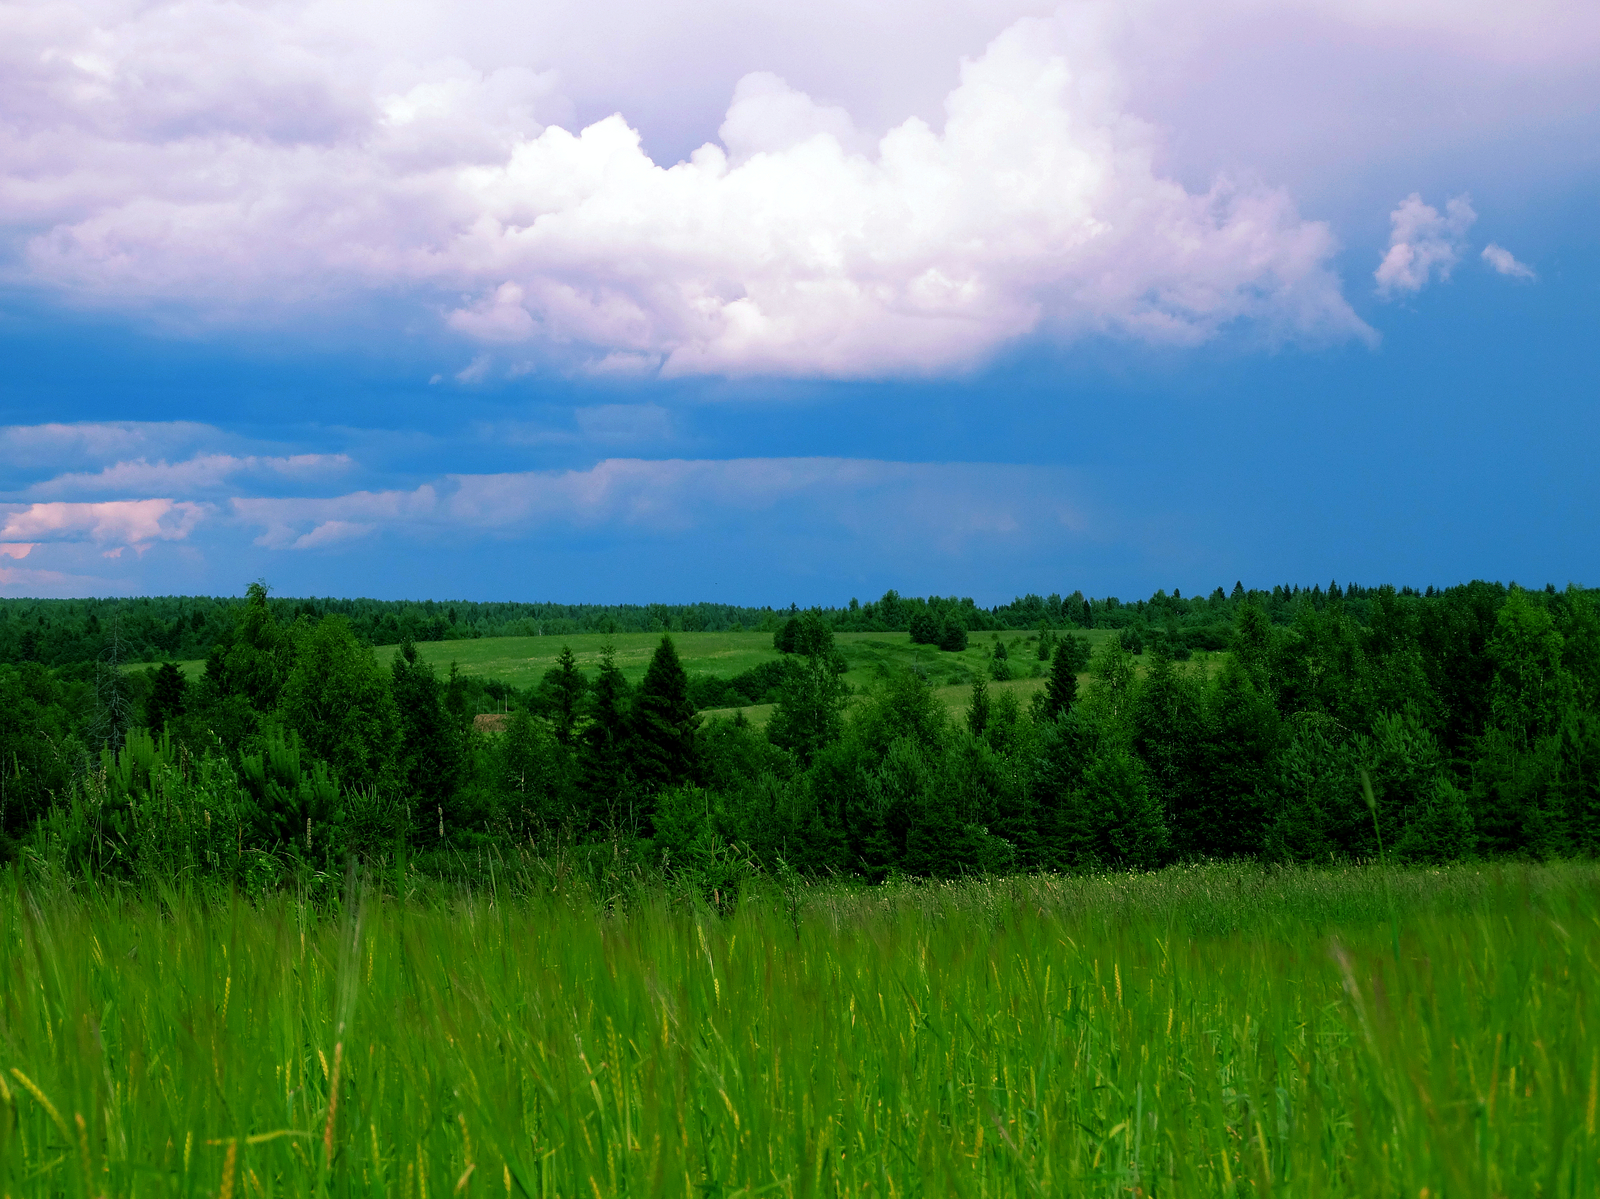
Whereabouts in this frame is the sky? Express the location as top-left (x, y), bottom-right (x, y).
top-left (1, 0), bottom-right (1596, 606)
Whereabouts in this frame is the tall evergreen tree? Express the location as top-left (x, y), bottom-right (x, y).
top-left (391, 642), bottom-right (464, 816)
top-left (145, 661), bottom-right (187, 731)
top-left (1043, 639), bottom-right (1080, 720)
top-left (577, 647), bottom-right (635, 833)
top-left (542, 646), bottom-right (588, 745)
top-left (1131, 652), bottom-right (1205, 849)
top-left (633, 634), bottom-right (701, 794)
top-left (1189, 657), bottom-right (1279, 857)
top-left (966, 675), bottom-right (991, 738)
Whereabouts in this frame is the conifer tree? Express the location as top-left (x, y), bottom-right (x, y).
top-left (146, 661), bottom-right (187, 731)
top-left (577, 646), bottom-right (636, 832)
top-left (966, 675), bottom-right (990, 738)
top-left (1043, 639), bottom-right (1080, 720)
top-left (543, 646), bottom-right (588, 745)
top-left (633, 634), bottom-right (701, 794)
top-left (392, 641), bottom-right (464, 814)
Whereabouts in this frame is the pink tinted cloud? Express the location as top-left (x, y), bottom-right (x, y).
top-left (0, 499), bottom-right (209, 549)
top-left (4, 3), bottom-right (1376, 377)
top-left (1375, 193), bottom-right (1476, 296)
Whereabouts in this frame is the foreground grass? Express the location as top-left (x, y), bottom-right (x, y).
top-left (2, 860), bottom-right (1595, 1197)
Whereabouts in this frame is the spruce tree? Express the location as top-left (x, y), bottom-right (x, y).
top-left (1043, 640), bottom-right (1079, 720)
top-left (633, 634), bottom-right (701, 793)
top-left (577, 647), bottom-right (635, 833)
top-left (391, 641), bottom-right (464, 816)
top-left (966, 675), bottom-right (990, 737)
top-left (146, 661), bottom-right (187, 730)
top-left (543, 646), bottom-right (588, 745)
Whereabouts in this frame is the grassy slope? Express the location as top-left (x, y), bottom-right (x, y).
top-left (2, 860), bottom-right (1593, 1196)
top-left (125, 628), bottom-right (1235, 722)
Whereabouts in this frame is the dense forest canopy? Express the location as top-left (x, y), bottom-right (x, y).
top-left (1, 577), bottom-right (1596, 892)
top-left (0, 578), bottom-right (1482, 667)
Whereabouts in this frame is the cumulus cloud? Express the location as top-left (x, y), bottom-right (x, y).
top-left (1375, 192), bottom-right (1476, 296)
top-left (1481, 242), bottom-right (1536, 280)
top-left (3, 2), bottom-right (1378, 377)
top-left (0, 499), bottom-right (209, 551)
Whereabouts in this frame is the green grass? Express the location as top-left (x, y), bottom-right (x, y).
top-left (123, 629), bottom-right (1104, 724)
top-left (125, 628), bottom-right (1123, 692)
top-left (2, 859), bottom-right (1595, 1196)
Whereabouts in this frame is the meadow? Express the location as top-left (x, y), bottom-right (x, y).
top-left (128, 628), bottom-right (1158, 725)
top-left (1, 858), bottom-right (1594, 1197)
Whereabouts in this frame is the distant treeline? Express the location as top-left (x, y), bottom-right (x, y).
top-left (0, 578), bottom-right (1493, 667)
top-left (2, 577), bottom-right (1597, 894)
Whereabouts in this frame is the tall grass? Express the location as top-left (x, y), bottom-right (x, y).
top-left (1, 859), bottom-right (1595, 1196)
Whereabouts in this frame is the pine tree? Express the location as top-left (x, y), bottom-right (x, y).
top-left (633, 634), bottom-right (701, 794)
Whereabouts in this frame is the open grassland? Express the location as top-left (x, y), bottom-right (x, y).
top-left (125, 629), bottom-right (1231, 724)
top-left (362, 629), bottom-right (1120, 694)
top-left (127, 629), bottom-right (1119, 691)
top-left (1, 859), bottom-right (1596, 1197)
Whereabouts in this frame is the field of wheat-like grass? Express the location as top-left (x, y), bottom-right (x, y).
top-left (1, 859), bottom-right (1595, 1197)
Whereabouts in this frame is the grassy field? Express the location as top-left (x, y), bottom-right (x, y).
top-left (126, 628), bottom-right (1130, 719)
top-left (1, 859), bottom-right (1595, 1197)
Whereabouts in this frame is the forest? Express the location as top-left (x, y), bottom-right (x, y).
top-left (1, 577), bottom-right (1596, 893)
top-left (0, 578), bottom-right (1425, 667)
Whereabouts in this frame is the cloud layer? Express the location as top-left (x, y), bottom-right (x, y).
top-left (0, 421), bottom-right (1099, 596)
top-left (1, 1), bottom-right (1389, 377)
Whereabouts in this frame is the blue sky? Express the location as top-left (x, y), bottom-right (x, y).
top-left (1, 0), bottom-right (1596, 606)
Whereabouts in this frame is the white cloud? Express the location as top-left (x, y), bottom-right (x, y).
top-left (1375, 192), bottom-right (1476, 296)
top-left (292, 520), bottom-right (376, 549)
top-left (0, 543), bottom-right (34, 559)
top-left (0, 499), bottom-right (209, 550)
top-left (1481, 242), bottom-right (1536, 280)
top-left (4, 2), bottom-right (1379, 377)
